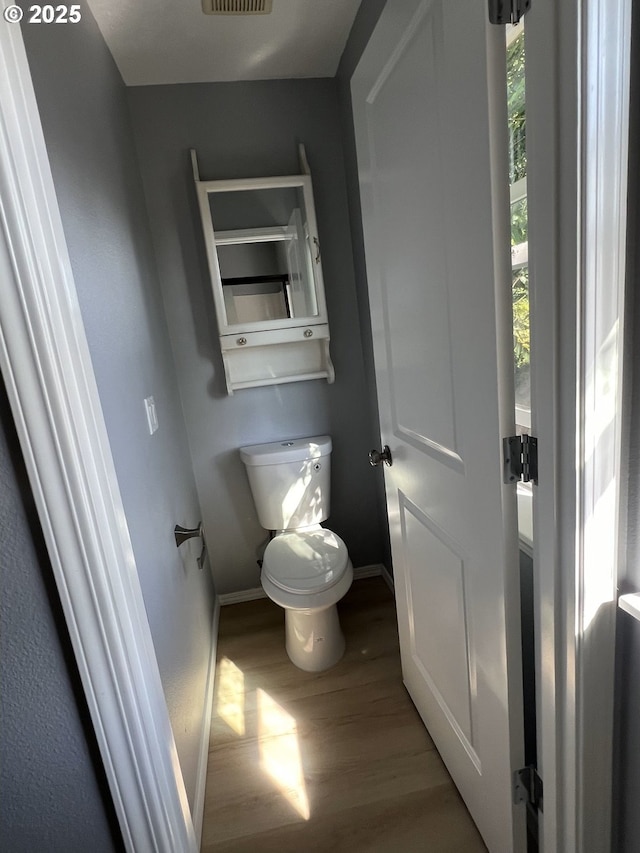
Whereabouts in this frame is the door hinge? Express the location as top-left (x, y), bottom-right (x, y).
top-left (488, 0), bottom-right (531, 25)
top-left (503, 434), bottom-right (538, 484)
top-left (513, 765), bottom-right (543, 812)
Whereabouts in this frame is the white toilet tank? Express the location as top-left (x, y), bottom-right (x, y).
top-left (240, 435), bottom-right (332, 531)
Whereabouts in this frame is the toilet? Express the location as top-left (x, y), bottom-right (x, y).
top-left (240, 435), bottom-right (353, 672)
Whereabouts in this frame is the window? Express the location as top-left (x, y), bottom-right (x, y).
top-left (507, 23), bottom-right (530, 433)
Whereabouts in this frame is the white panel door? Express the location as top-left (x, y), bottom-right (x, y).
top-left (352, 2), bottom-right (525, 851)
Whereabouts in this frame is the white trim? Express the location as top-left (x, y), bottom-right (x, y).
top-left (353, 563), bottom-right (385, 580)
top-left (192, 598), bottom-right (220, 847)
top-left (0, 15), bottom-right (196, 853)
top-left (525, 3), bottom-right (568, 848)
top-left (515, 404), bottom-right (531, 431)
top-left (198, 174), bottom-right (311, 193)
top-left (218, 564), bottom-right (388, 606)
top-left (380, 564), bottom-right (394, 594)
top-left (575, 3), bottom-right (631, 852)
top-left (510, 176), bottom-right (527, 205)
top-left (517, 483), bottom-right (533, 554)
top-left (527, 1), bottom-right (631, 851)
top-left (619, 593), bottom-right (640, 623)
top-left (506, 20), bottom-right (525, 48)
top-left (214, 226), bottom-right (290, 245)
top-left (518, 539), bottom-right (533, 561)
top-left (219, 587), bottom-right (267, 605)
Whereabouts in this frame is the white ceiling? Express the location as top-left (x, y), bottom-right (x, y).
top-left (87, 0), bottom-right (362, 86)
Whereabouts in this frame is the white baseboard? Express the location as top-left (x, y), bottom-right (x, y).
top-left (352, 563), bottom-right (383, 580)
top-left (380, 564), bottom-right (394, 593)
top-left (219, 564), bottom-right (391, 606)
top-left (519, 537), bottom-right (534, 560)
top-left (191, 597), bottom-right (220, 847)
top-left (218, 587), bottom-right (266, 605)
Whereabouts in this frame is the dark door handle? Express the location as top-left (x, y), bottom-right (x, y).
top-left (369, 446), bottom-right (392, 467)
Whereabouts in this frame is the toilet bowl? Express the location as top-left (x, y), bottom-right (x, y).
top-left (261, 527), bottom-right (353, 671)
top-left (240, 436), bottom-right (353, 671)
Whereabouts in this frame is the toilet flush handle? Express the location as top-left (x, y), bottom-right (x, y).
top-left (368, 446), bottom-right (393, 467)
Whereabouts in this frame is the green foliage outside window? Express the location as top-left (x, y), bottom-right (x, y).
top-left (512, 268), bottom-right (530, 371)
top-left (507, 33), bottom-right (526, 185)
top-left (508, 33), bottom-right (530, 385)
top-left (511, 196), bottom-right (527, 246)
top-left (511, 195), bottom-right (529, 371)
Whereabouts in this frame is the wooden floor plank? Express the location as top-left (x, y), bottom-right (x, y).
top-left (201, 577), bottom-right (487, 852)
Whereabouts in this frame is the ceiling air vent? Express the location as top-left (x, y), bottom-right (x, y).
top-left (202, 0), bottom-right (273, 14)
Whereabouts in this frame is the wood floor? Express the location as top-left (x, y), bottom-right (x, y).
top-left (201, 577), bottom-right (487, 852)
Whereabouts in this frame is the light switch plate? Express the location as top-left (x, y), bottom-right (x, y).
top-left (144, 396), bottom-right (158, 435)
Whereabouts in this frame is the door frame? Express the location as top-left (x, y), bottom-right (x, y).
top-left (526, 0), bottom-right (631, 850)
top-left (0, 2), bottom-right (631, 853)
top-left (0, 14), bottom-right (197, 853)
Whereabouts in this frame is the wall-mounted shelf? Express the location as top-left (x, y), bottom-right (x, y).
top-left (220, 325), bottom-right (334, 392)
top-left (192, 146), bottom-right (334, 395)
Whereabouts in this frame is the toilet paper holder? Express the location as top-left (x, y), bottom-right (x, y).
top-left (174, 522), bottom-right (206, 570)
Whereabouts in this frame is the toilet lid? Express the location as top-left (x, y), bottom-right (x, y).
top-left (263, 529), bottom-right (348, 594)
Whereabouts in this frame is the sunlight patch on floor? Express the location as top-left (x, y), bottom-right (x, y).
top-left (257, 688), bottom-right (310, 820)
top-left (216, 656), bottom-right (245, 736)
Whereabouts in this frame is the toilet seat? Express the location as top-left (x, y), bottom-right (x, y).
top-left (263, 528), bottom-right (349, 595)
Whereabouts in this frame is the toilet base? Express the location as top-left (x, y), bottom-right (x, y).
top-left (284, 604), bottom-right (345, 672)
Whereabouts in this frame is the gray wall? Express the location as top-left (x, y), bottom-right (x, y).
top-left (128, 78), bottom-right (384, 594)
top-left (0, 383), bottom-right (122, 852)
top-left (336, 0), bottom-right (391, 573)
top-left (613, 3), bottom-right (640, 849)
top-left (21, 1), bottom-right (215, 811)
